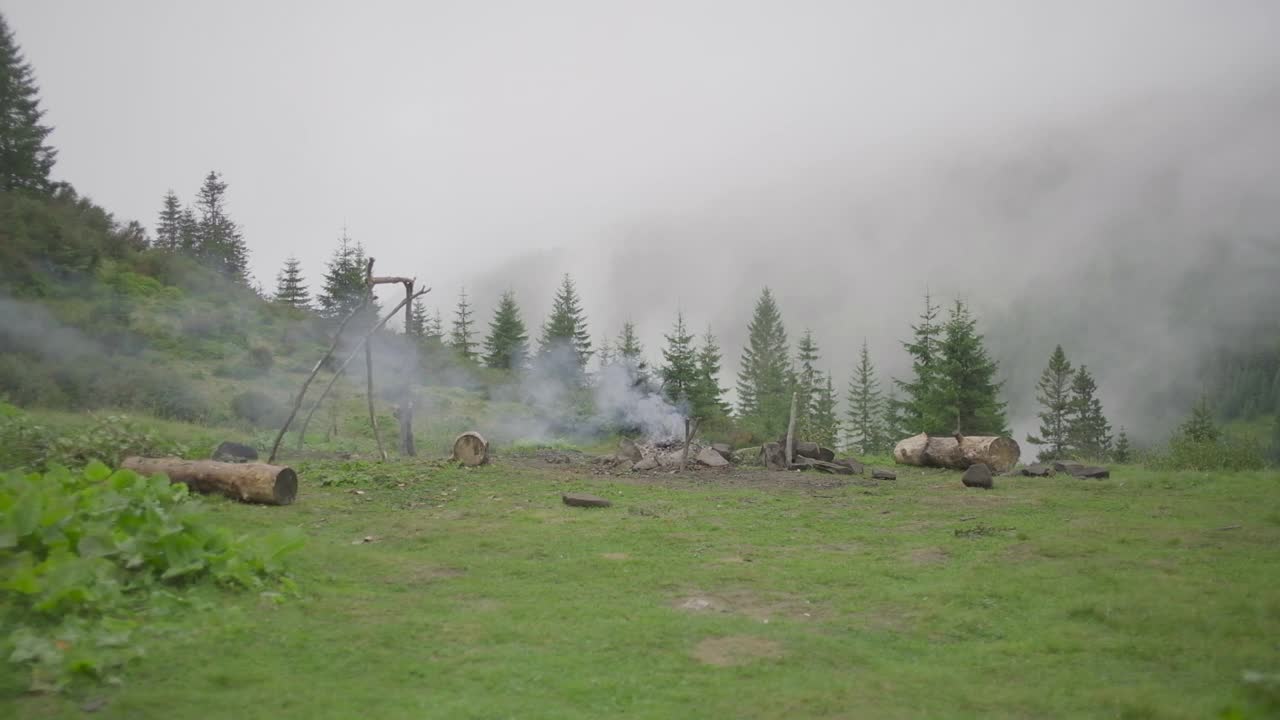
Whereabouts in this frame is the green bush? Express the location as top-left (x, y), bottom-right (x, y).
top-left (1147, 435), bottom-right (1267, 472)
top-left (0, 462), bottom-right (303, 690)
top-left (246, 345), bottom-right (274, 373)
top-left (0, 404), bottom-right (189, 471)
top-left (230, 391), bottom-right (282, 427)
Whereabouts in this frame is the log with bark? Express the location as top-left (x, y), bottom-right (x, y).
top-left (892, 433), bottom-right (1021, 473)
top-left (452, 432), bottom-right (489, 466)
top-left (121, 457), bottom-right (298, 506)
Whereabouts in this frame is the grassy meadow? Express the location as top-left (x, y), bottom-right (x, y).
top-left (4, 422), bottom-right (1279, 719)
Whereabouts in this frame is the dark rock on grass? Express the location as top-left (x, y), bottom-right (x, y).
top-left (1053, 461), bottom-right (1085, 475)
top-left (563, 492), bottom-right (612, 508)
top-left (1076, 466), bottom-right (1111, 479)
top-left (805, 459), bottom-right (855, 475)
top-left (696, 447), bottom-right (730, 467)
top-left (761, 442), bottom-right (787, 471)
top-left (212, 441), bottom-right (258, 463)
top-left (835, 457), bottom-right (865, 475)
top-left (872, 468), bottom-right (897, 480)
top-left (962, 463), bottom-right (994, 489)
top-left (711, 443), bottom-right (733, 461)
top-left (1021, 463), bottom-right (1055, 477)
top-left (794, 442), bottom-right (837, 463)
top-left (617, 438), bottom-right (643, 463)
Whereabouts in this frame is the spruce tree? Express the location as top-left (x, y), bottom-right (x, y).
top-left (0, 13), bottom-right (56, 193)
top-left (736, 288), bottom-right (792, 439)
top-left (537, 274), bottom-right (592, 368)
top-left (273, 256), bottom-right (310, 309)
top-left (408, 298), bottom-right (427, 337)
top-left (1113, 427), bottom-right (1132, 463)
top-left (936, 299), bottom-right (1008, 435)
top-left (450, 288), bottom-right (478, 361)
top-left (661, 312), bottom-right (698, 407)
top-left (483, 291), bottom-right (529, 370)
top-left (178, 206), bottom-right (199, 253)
top-left (811, 373), bottom-right (840, 449)
top-left (155, 191), bottom-right (183, 251)
top-left (1177, 396), bottom-right (1219, 443)
top-left (692, 328), bottom-right (730, 421)
top-left (426, 308), bottom-right (444, 340)
top-left (1026, 345), bottom-right (1074, 459)
top-left (194, 171), bottom-right (249, 280)
top-left (846, 339), bottom-right (884, 455)
top-left (597, 338), bottom-right (614, 368)
top-left (882, 388), bottom-right (908, 451)
top-left (795, 329), bottom-right (821, 440)
top-left (617, 322), bottom-right (643, 361)
top-left (1066, 365), bottom-right (1112, 458)
top-left (317, 232), bottom-right (369, 320)
top-left (894, 291), bottom-right (944, 434)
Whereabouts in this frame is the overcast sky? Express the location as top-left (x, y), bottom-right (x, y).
top-left (7, 1), bottom-right (1280, 438)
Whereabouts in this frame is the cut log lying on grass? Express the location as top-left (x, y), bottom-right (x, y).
top-left (452, 431), bottom-right (489, 466)
top-left (121, 457), bottom-right (298, 506)
top-left (893, 433), bottom-right (1021, 473)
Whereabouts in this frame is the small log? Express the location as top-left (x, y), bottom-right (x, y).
top-left (893, 433), bottom-right (1021, 473)
top-left (562, 492), bottom-right (612, 508)
top-left (453, 431), bottom-right (489, 466)
top-left (121, 457), bottom-right (298, 506)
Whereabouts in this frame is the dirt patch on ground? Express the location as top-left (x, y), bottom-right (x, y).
top-left (673, 589), bottom-right (824, 622)
top-left (691, 636), bottom-right (785, 666)
top-left (906, 546), bottom-right (949, 565)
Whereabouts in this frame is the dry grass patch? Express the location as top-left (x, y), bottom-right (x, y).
top-left (691, 636), bottom-right (785, 666)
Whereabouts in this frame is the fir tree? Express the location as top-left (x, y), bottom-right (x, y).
top-left (483, 291), bottom-right (529, 370)
top-left (1026, 345), bottom-right (1075, 459)
top-left (692, 328), bottom-right (730, 420)
top-left (661, 312), bottom-right (698, 407)
top-left (426, 308), bottom-right (444, 340)
top-left (155, 191), bottom-right (183, 251)
top-left (882, 388), bottom-right (908, 450)
top-left (811, 373), bottom-right (840, 449)
top-left (194, 171), bottom-right (249, 280)
top-left (936, 299), bottom-right (1008, 435)
top-left (846, 339), bottom-right (884, 455)
top-left (795, 329), bottom-right (821, 440)
top-left (1066, 365), bottom-right (1112, 458)
top-left (317, 232), bottom-right (369, 320)
top-left (178, 206), bottom-right (199, 253)
top-left (894, 291), bottom-right (944, 434)
top-left (597, 337), bottom-right (614, 369)
top-left (1177, 396), bottom-right (1220, 443)
top-left (1113, 427), bottom-right (1132, 463)
top-left (273, 256), bottom-right (310, 309)
top-left (736, 288), bottom-right (792, 439)
top-left (0, 13), bottom-right (56, 193)
top-left (450, 288), bottom-right (478, 361)
top-left (617, 321), bottom-right (643, 362)
top-left (537, 274), bottom-right (592, 368)
top-left (408, 298), bottom-right (428, 337)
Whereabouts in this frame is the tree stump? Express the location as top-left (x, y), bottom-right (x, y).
top-left (452, 431), bottom-right (490, 466)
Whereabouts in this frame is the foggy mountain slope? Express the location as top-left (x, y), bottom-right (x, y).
top-left (464, 79), bottom-right (1280, 441)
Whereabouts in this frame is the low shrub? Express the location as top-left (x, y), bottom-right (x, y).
top-left (0, 462), bottom-right (303, 691)
top-left (230, 390), bottom-right (283, 427)
top-left (0, 404), bottom-right (189, 471)
top-left (1146, 435), bottom-right (1267, 472)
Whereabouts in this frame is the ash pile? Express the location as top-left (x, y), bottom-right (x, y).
top-left (605, 437), bottom-right (734, 472)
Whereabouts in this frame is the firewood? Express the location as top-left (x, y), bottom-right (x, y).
top-left (892, 433), bottom-right (1021, 473)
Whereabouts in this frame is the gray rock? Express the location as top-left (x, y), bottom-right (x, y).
top-left (212, 441), bottom-right (258, 463)
top-left (794, 442), bottom-right (836, 462)
top-left (1076, 466), bottom-right (1111, 479)
top-left (632, 456), bottom-right (659, 471)
top-left (871, 468), bottom-right (897, 480)
top-left (1021, 463), bottom-right (1055, 477)
top-left (616, 438), bottom-right (643, 463)
top-left (733, 446), bottom-right (762, 466)
top-left (562, 492), bottom-right (612, 508)
top-left (761, 442), bottom-right (787, 471)
top-left (962, 463), bottom-right (994, 489)
top-left (711, 443), bottom-right (733, 461)
top-left (696, 447), bottom-right (730, 467)
top-left (1052, 461), bottom-right (1085, 475)
top-left (657, 451), bottom-right (686, 468)
top-left (805, 459), bottom-right (856, 475)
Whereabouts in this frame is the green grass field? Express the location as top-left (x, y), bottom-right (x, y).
top-left (5, 452), bottom-right (1279, 719)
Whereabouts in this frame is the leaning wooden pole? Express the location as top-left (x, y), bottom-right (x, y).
top-left (267, 280), bottom-right (371, 464)
top-left (784, 392), bottom-right (798, 467)
top-left (294, 286), bottom-right (431, 450)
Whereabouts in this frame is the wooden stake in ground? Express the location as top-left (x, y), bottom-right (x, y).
top-left (785, 392), bottom-right (798, 467)
top-left (292, 286), bottom-right (430, 451)
top-left (122, 457), bottom-right (298, 506)
top-left (363, 263), bottom-right (388, 462)
top-left (396, 279), bottom-right (416, 457)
